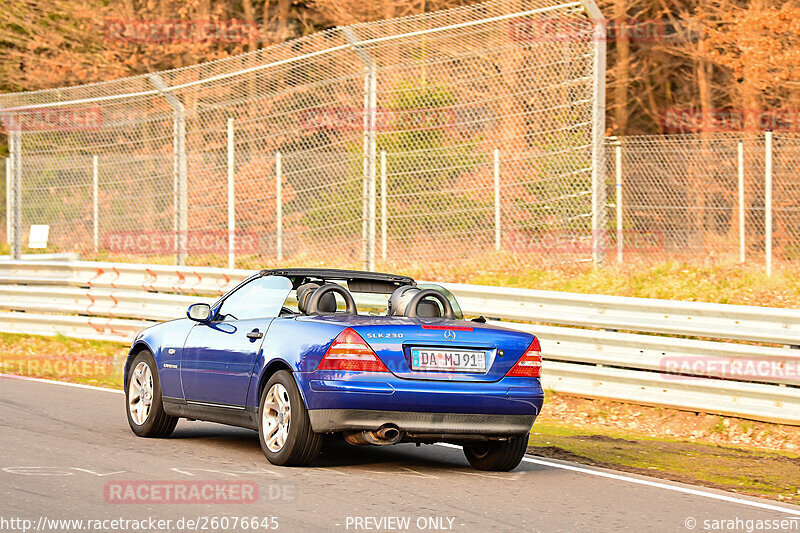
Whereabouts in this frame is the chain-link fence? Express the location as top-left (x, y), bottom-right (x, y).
top-left (3, 2), bottom-right (799, 275)
top-left (609, 132), bottom-right (800, 270)
top-left (0, 0), bottom-right (606, 271)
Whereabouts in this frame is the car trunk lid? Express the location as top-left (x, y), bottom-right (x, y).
top-left (350, 319), bottom-right (535, 382)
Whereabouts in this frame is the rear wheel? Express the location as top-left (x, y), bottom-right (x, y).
top-left (125, 351), bottom-right (178, 437)
top-left (463, 436), bottom-right (528, 471)
top-left (258, 370), bottom-right (322, 466)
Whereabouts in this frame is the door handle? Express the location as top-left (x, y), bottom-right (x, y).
top-left (246, 329), bottom-right (264, 339)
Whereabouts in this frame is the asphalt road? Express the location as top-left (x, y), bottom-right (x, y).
top-left (1, 376), bottom-right (799, 533)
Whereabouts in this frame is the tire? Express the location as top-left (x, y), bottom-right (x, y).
top-left (258, 370), bottom-right (322, 466)
top-left (125, 350), bottom-right (178, 438)
top-left (463, 436), bottom-right (528, 471)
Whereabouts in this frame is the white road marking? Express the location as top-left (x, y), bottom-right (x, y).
top-left (437, 442), bottom-right (800, 516)
top-left (0, 374), bottom-right (123, 394)
top-left (70, 468), bottom-right (126, 477)
top-left (362, 466), bottom-right (439, 479)
top-left (5, 374), bottom-right (800, 516)
top-left (449, 469), bottom-right (521, 481)
top-left (172, 467), bottom-right (283, 478)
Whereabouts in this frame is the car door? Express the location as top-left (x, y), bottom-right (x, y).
top-left (181, 275), bottom-right (292, 407)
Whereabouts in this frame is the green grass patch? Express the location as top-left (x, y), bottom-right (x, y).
top-left (528, 420), bottom-right (800, 504)
top-left (0, 331), bottom-right (126, 388)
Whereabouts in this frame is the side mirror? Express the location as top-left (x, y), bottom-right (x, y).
top-left (187, 303), bottom-right (212, 323)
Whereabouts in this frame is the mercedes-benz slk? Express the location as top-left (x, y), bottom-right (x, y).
top-left (124, 268), bottom-right (543, 471)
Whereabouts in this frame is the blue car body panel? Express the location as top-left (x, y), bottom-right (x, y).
top-left (126, 283), bottom-right (543, 437)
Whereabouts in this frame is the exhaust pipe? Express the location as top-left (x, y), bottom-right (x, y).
top-left (344, 424), bottom-right (403, 446)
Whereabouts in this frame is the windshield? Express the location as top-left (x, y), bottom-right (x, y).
top-left (215, 275), bottom-right (293, 321)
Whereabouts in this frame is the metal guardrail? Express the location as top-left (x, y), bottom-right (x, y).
top-left (0, 260), bottom-right (248, 294)
top-left (0, 311), bottom-right (151, 341)
top-left (0, 261), bottom-right (798, 425)
top-left (440, 282), bottom-right (800, 345)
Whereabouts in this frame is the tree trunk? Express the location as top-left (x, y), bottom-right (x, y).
top-left (613, 0), bottom-right (630, 135)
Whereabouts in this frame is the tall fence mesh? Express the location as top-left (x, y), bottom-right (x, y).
top-left (7, 2), bottom-right (800, 273)
top-left (0, 0), bottom-right (601, 270)
top-left (609, 133), bottom-right (800, 268)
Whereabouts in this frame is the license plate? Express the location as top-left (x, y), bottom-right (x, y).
top-left (410, 348), bottom-right (487, 373)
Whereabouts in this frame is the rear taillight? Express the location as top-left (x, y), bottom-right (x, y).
top-left (317, 328), bottom-right (389, 372)
top-left (505, 337), bottom-right (542, 378)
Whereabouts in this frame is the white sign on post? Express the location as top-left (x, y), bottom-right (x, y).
top-left (28, 225), bottom-right (50, 249)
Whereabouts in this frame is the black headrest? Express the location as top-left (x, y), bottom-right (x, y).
top-left (297, 283), bottom-right (337, 314)
top-left (415, 299), bottom-right (442, 318)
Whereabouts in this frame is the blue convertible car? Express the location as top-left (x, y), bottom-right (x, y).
top-left (125, 269), bottom-right (543, 471)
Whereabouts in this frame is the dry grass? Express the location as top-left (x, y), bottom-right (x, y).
top-left (399, 260), bottom-right (800, 308)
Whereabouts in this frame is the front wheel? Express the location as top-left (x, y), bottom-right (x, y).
top-left (125, 351), bottom-right (178, 438)
top-left (463, 436), bottom-right (528, 471)
top-left (258, 370), bottom-right (322, 466)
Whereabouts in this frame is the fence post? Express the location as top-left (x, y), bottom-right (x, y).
top-left (494, 148), bottom-right (501, 252)
top-left (5, 157), bottom-right (10, 247)
top-left (381, 150), bottom-right (387, 261)
top-left (227, 118), bottom-right (235, 269)
top-left (589, 8), bottom-right (607, 267)
top-left (175, 113), bottom-right (187, 265)
top-left (367, 68), bottom-right (377, 272)
top-left (615, 141), bottom-right (622, 264)
top-left (147, 74), bottom-right (187, 266)
top-left (764, 131), bottom-right (773, 276)
top-left (92, 155), bottom-right (99, 253)
top-left (275, 151), bottom-right (283, 262)
top-left (737, 140), bottom-right (745, 264)
top-left (343, 27), bottom-right (377, 272)
top-left (9, 126), bottom-right (21, 260)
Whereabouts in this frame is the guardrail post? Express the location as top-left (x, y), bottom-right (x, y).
top-left (9, 125), bottom-right (21, 260)
top-left (275, 151), bottom-right (283, 262)
top-left (737, 140), bottom-right (745, 264)
top-left (615, 141), bottom-right (622, 264)
top-left (494, 148), bottom-right (501, 252)
top-left (147, 74), bottom-right (187, 266)
top-left (92, 155), bottom-right (99, 253)
top-left (343, 27), bottom-right (377, 272)
top-left (381, 150), bottom-right (387, 261)
top-left (765, 131), bottom-right (773, 276)
top-left (227, 118), bottom-right (235, 269)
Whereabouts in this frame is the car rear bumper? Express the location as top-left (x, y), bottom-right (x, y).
top-left (308, 408), bottom-right (536, 435)
top-left (294, 372), bottom-right (543, 435)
